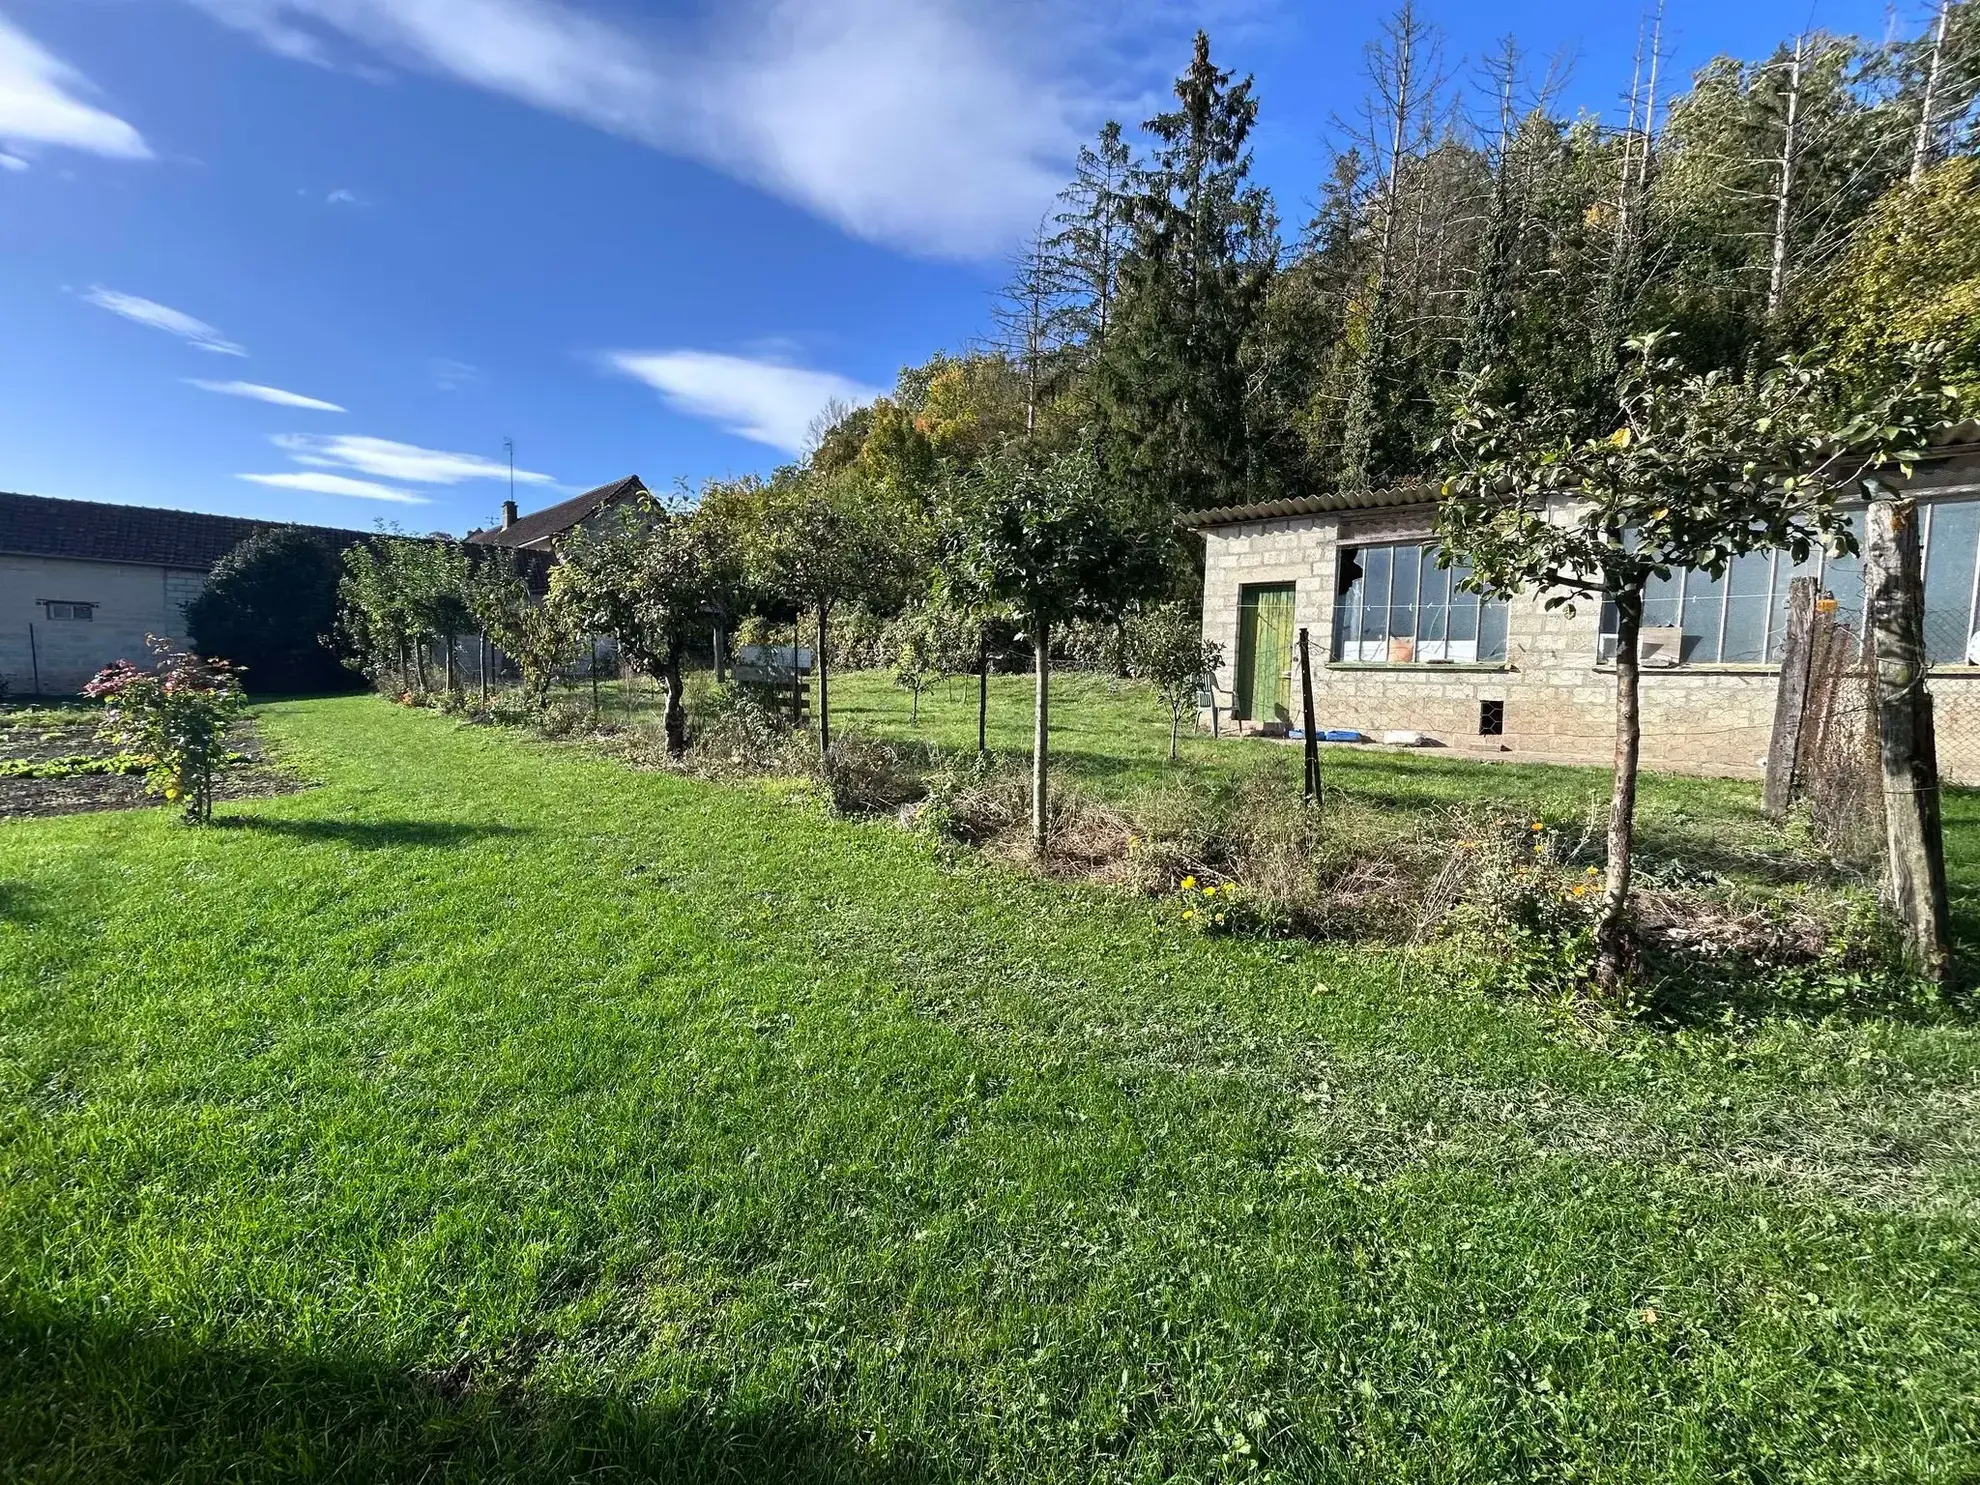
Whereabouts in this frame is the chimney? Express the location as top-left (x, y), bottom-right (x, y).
top-left (501, 499), bottom-right (518, 530)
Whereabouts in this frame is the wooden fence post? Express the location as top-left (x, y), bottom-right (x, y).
top-left (1763, 577), bottom-right (1819, 818)
top-left (1866, 498), bottom-right (1953, 981)
top-left (1297, 627), bottom-right (1322, 806)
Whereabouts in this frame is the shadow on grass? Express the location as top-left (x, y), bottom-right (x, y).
top-left (0, 1311), bottom-right (951, 1484)
top-left (0, 879), bottom-right (42, 924)
top-left (213, 818), bottom-right (527, 850)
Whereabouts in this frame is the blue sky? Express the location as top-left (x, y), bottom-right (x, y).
top-left (0, 0), bottom-right (1900, 537)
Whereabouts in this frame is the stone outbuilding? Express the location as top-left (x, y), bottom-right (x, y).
top-left (0, 491), bottom-right (364, 698)
top-left (1189, 426), bottom-right (1980, 782)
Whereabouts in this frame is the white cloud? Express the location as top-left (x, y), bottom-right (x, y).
top-left (0, 151), bottom-right (26, 171)
top-left (326, 186), bottom-right (361, 204)
top-left (431, 357), bottom-right (478, 391)
top-left (608, 349), bottom-right (881, 455)
top-left (0, 14), bottom-right (151, 161)
top-left (84, 287), bottom-right (247, 355)
top-left (240, 471), bottom-right (429, 503)
top-left (271, 432), bottom-right (555, 485)
top-left (180, 0), bottom-right (1104, 257)
top-left (189, 378), bottom-right (346, 411)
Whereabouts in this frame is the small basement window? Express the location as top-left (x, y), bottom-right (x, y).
top-left (1479, 699), bottom-right (1504, 736)
top-left (41, 601), bottom-right (95, 621)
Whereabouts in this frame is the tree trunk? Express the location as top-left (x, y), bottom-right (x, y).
top-left (1031, 620), bottom-right (1050, 857)
top-left (1170, 707), bottom-right (1180, 762)
top-left (1597, 589), bottom-right (1643, 992)
top-left (1913, 0), bottom-right (1951, 183)
top-left (977, 631), bottom-right (989, 756)
top-left (479, 630), bottom-right (489, 704)
top-left (1867, 498), bottom-right (1953, 981)
top-left (415, 638), bottom-right (430, 694)
top-left (816, 602), bottom-right (831, 756)
top-left (444, 636), bottom-right (456, 694)
top-left (911, 687), bottom-right (920, 726)
top-left (663, 642), bottom-right (687, 758)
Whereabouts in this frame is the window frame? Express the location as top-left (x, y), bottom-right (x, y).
top-left (39, 600), bottom-right (96, 622)
top-left (1593, 496), bottom-right (1980, 669)
top-left (1330, 538), bottom-right (1508, 666)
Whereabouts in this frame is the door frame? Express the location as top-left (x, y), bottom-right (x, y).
top-left (1235, 582), bottom-right (1296, 722)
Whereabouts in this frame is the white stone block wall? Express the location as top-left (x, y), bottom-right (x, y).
top-left (0, 555), bottom-right (205, 697)
top-left (1196, 509), bottom-right (1980, 783)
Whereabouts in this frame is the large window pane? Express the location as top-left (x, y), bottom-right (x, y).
top-left (1680, 568), bottom-right (1725, 662)
top-left (1388, 543), bottom-right (1419, 657)
top-left (1416, 550), bottom-right (1450, 659)
top-left (1642, 566), bottom-right (1682, 629)
top-left (1768, 549), bottom-right (1822, 661)
top-left (1823, 511), bottom-right (1866, 630)
top-left (1924, 500), bottom-right (1980, 664)
top-left (1721, 552), bottom-right (1773, 662)
top-left (1361, 545), bottom-right (1391, 650)
top-left (1479, 596), bottom-right (1508, 661)
top-left (1332, 549), bottom-right (1364, 660)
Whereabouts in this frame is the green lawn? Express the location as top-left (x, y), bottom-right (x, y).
top-left (3, 692), bottom-right (1978, 1481)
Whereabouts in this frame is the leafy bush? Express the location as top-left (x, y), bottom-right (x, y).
top-left (185, 527), bottom-right (357, 694)
top-left (82, 637), bottom-right (244, 823)
top-left (535, 698), bottom-right (594, 739)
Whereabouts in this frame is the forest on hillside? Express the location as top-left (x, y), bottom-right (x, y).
top-left (795, 1), bottom-right (1980, 525)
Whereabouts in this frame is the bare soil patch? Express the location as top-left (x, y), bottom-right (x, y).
top-left (0, 707), bottom-right (305, 821)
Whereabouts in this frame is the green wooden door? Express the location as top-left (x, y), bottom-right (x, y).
top-left (1237, 584), bottom-right (1296, 723)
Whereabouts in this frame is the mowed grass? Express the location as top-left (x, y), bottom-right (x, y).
top-left (2, 693), bottom-right (1978, 1482)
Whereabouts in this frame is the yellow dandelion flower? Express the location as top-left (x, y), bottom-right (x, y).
top-left (1530, 821), bottom-right (1545, 832)
top-left (1223, 882), bottom-right (1238, 895)
top-left (1181, 908), bottom-right (1196, 921)
top-left (1202, 885), bottom-right (1218, 897)
top-left (1181, 875), bottom-right (1197, 890)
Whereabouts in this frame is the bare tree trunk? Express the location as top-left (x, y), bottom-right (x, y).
top-left (1867, 499), bottom-right (1953, 981)
top-left (663, 642), bottom-right (687, 758)
top-left (1913, 0), bottom-right (1951, 183)
top-left (1765, 35), bottom-right (1805, 323)
top-left (1597, 589), bottom-right (1643, 992)
top-left (1031, 620), bottom-right (1051, 856)
top-left (977, 630), bottom-right (989, 757)
top-left (816, 601), bottom-right (832, 756)
top-left (1170, 705), bottom-right (1181, 762)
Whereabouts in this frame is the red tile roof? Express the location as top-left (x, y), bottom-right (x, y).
top-left (0, 491), bottom-right (370, 569)
top-left (466, 476), bottom-right (650, 550)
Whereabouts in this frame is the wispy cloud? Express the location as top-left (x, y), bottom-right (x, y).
top-left (0, 151), bottom-right (25, 172)
top-left (431, 358), bottom-right (478, 392)
top-left (179, 0), bottom-right (1116, 258)
top-left (0, 14), bottom-right (151, 162)
top-left (608, 350), bottom-right (881, 455)
top-left (325, 186), bottom-right (362, 204)
top-left (240, 471), bottom-right (428, 503)
top-left (83, 287), bottom-right (247, 355)
top-left (189, 378), bottom-right (345, 411)
top-left (271, 432), bottom-right (554, 485)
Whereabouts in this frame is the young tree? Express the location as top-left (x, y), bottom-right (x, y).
top-left (459, 550), bottom-right (580, 710)
top-left (750, 469), bottom-right (915, 755)
top-left (941, 448), bottom-right (1163, 853)
top-left (1125, 602), bottom-right (1224, 761)
top-left (1439, 332), bottom-right (1959, 989)
top-left (551, 502), bottom-right (737, 756)
top-left (84, 637), bottom-right (244, 824)
top-left (884, 603), bottom-right (942, 725)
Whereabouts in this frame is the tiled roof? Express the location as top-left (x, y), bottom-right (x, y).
top-left (466, 475), bottom-right (650, 549)
top-left (0, 491), bottom-right (369, 569)
top-left (1185, 422), bottom-right (1980, 532)
top-left (1183, 483), bottom-right (1434, 530)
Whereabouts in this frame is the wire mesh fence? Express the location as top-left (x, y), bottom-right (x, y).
top-left (1788, 610), bottom-right (1886, 867)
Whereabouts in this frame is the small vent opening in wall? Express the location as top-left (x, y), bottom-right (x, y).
top-left (1479, 699), bottom-right (1504, 736)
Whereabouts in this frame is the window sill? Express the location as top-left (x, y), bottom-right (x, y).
top-left (1326, 661), bottom-right (1511, 673)
top-left (1593, 662), bottom-right (1780, 675)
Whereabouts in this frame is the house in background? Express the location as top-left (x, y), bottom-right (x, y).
top-left (466, 475), bottom-right (650, 553)
top-left (0, 491), bottom-right (366, 697)
top-left (1190, 423), bottom-right (1980, 781)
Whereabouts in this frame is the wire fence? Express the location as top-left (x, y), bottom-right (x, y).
top-left (1787, 613), bottom-right (1887, 867)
